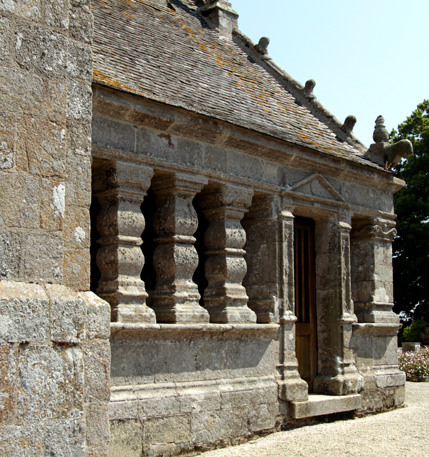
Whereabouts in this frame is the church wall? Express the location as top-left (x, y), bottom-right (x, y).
top-left (0, 2), bottom-right (111, 456)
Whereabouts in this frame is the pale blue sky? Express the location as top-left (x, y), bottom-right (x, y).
top-left (231, 0), bottom-right (429, 146)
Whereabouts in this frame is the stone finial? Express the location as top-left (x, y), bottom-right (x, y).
top-left (255, 37), bottom-right (270, 55)
top-left (373, 115), bottom-right (389, 143)
top-left (303, 79), bottom-right (316, 99)
top-left (364, 115), bottom-right (413, 169)
top-left (342, 115), bottom-right (357, 134)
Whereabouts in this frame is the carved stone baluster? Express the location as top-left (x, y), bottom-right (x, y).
top-left (94, 161), bottom-right (156, 323)
top-left (198, 184), bottom-right (256, 323)
top-left (151, 173), bottom-right (209, 323)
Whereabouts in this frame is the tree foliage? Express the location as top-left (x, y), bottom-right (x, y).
top-left (391, 100), bottom-right (429, 323)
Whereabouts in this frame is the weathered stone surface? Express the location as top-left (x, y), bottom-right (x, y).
top-left (0, 0), bottom-right (407, 455)
top-left (0, 283), bottom-right (49, 343)
top-left (109, 419), bottom-right (143, 457)
top-left (291, 394), bottom-right (362, 419)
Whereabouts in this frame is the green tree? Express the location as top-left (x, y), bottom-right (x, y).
top-left (391, 100), bottom-right (429, 324)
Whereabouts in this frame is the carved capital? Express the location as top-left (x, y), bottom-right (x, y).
top-left (352, 218), bottom-right (397, 242)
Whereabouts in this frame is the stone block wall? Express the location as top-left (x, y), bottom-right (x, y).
top-left (108, 326), bottom-right (280, 457)
top-left (0, 2), bottom-right (111, 456)
top-left (0, 0), bottom-right (93, 288)
top-left (0, 281), bottom-right (111, 456)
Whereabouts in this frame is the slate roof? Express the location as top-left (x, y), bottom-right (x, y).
top-left (92, 0), bottom-right (372, 165)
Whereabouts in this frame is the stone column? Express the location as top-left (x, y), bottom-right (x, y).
top-left (350, 217), bottom-right (398, 323)
top-left (151, 173), bottom-right (210, 323)
top-left (277, 206), bottom-right (308, 402)
top-left (94, 161), bottom-right (156, 323)
top-left (198, 184), bottom-right (256, 323)
top-left (242, 194), bottom-right (280, 323)
top-left (314, 215), bottom-right (362, 395)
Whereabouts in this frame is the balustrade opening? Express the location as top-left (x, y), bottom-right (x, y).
top-left (90, 161), bottom-right (271, 325)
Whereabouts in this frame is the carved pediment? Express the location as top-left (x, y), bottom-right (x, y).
top-left (285, 174), bottom-right (346, 205)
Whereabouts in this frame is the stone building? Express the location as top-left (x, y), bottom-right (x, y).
top-left (0, 1), bottom-right (411, 456)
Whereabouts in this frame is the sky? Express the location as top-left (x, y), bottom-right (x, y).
top-left (230, 0), bottom-right (429, 146)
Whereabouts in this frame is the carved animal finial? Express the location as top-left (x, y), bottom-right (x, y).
top-left (256, 37), bottom-right (270, 55)
top-left (303, 79), bottom-right (316, 98)
top-left (373, 115), bottom-right (389, 143)
top-left (364, 116), bottom-right (413, 169)
top-left (342, 115), bottom-right (356, 134)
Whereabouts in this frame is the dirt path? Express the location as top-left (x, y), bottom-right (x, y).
top-left (198, 382), bottom-right (429, 457)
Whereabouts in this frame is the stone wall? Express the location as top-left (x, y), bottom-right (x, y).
top-left (0, 2), bottom-right (111, 456)
top-left (0, 0), bottom-right (92, 288)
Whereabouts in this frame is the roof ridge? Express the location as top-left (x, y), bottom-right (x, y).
top-left (232, 28), bottom-right (367, 155)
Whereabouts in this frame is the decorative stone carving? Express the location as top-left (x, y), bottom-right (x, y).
top-left (198, 184), bottom-right (256, 323)
top-left (342, 115), bottom-right (357, 134)
top-left (339, 220), bottom-right (354, 320)
top-left (255, 37), bottom-right (270, 55)
top-left (351, 219), bottom-right (397, 242)
top-left (303, 79), bottom-right (316, 99)
top-left (151, 173), bottom-right (210, 323)
top-left (94, 161), bottom-right (156, 323)
top-left (364, 116), bottom-right (413, 169)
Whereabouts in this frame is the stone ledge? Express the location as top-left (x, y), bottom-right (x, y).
top-left (291, 394), bottom-right (362, 419)
top-left (111, 322), bottom-right (279, 339)
top-left (352, 323), bottom-right (400, 336)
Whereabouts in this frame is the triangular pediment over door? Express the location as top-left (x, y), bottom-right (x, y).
top-left (285, 173), bottom-right (347, 208)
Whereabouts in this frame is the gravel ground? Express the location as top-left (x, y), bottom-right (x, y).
top-left (198, 382), bottom-right (429, 457)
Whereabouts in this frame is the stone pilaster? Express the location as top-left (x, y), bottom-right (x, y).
top-left (94, 161), bottom-right (156, 323)
top-left (277, 207), bottom-right (308, 402)
top-left (242, 195), bottom-right (279, 323)
top-left (350, 216), bottom-right (404, 393)
top-left (314, 215), bottom-right (363, 395)
top-left (151, 173), bottom-right (210, 323)
top-left (350, 217), bottom-right (398, 324)
top-left (198, 184), bottom-right (256, 323)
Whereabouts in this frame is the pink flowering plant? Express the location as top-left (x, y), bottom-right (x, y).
top-left (398, 346), bottom-right (429, 380)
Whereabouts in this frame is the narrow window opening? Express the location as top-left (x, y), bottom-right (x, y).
top-left (141, 185), bottom-right (157, 308)
top-left (193, 197), bottom-right (209, 307)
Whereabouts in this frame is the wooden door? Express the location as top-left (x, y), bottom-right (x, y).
top-left (294, 216), bottom-right (318, 391)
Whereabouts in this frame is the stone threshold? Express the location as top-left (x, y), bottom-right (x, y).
top-left (291, 393), bottom-right (362, 419)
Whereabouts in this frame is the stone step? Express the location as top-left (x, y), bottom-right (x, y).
top-left (291, 394), bottom-right (362, 419)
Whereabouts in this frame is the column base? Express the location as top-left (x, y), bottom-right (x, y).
top-left (204, 300), bottom-right (257, 324)
top-left (313, 371), bottom-right (364, 396)
top-left (112, 303), bottom-right (157, 324)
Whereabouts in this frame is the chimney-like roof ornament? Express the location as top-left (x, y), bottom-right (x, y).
top-left (199, 0), bottom-right (238, 37)
top-left (364, 115), bottom-right (413, 170)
